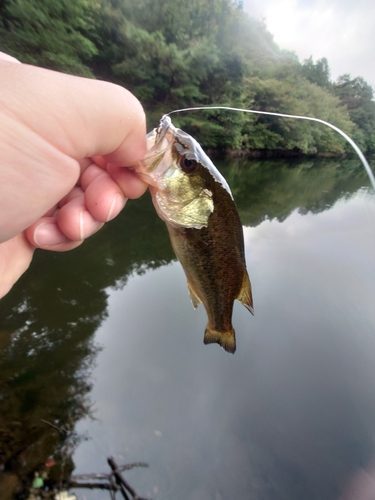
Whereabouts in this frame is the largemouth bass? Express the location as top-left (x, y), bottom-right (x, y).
top-left (137, 115), bottom-right (253, 353)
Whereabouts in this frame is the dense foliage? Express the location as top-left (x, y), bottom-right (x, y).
top-left (1, 0), bottom-right (374, 154)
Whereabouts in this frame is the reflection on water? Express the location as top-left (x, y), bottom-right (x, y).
top-left (1, 158), bottom-right (375, 499)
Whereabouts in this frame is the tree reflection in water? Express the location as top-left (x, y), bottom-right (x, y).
top-left (0, 158), bottom-right (371, 497)
top-left (0, 189), bottom-right (174, 495)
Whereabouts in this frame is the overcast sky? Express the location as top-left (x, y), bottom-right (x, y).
top-left (243, 0), bottom-right (375, 91)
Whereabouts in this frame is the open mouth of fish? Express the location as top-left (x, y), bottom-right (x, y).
top-left (138, 116), bottom-right (176, 182)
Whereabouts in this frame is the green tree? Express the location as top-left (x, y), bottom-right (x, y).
top-left (1, 0), bottom-right (370, 154)
top-left (0, 0), bottom-right (97, 75)
top-left (241, 76), bottom-right (353, 154)
top-left (334, 75), bottom-right (375, 153)
top-left (302, 56), bottom-right (331, 88)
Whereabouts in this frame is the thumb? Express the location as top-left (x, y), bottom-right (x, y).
top-left (0, 61), bottom-right (147, 166)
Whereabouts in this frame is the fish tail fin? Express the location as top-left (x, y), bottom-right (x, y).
top-left (237, 270), bottom-right (254, 315)
top-left (204, 326), bottom-right (236, 354)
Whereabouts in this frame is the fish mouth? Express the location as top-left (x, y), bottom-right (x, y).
top-left (147, 116), bottom-right (174, 153)
top-left (133, 115), bottom-right (176, 188)
top-left (155, 115), bottom-right (173, 143)
top-left (140, 115), bottom-right (176, 175)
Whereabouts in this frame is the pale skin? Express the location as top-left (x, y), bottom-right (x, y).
top-left (0, 52), bottom-right (148, 298)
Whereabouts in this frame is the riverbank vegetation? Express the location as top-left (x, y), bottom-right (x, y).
top-left (1, 0), bottom-right (374, 155)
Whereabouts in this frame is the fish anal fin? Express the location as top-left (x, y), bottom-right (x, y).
top-left (187, 282), bottom-right (201, 309)
top-left (237, 270), bottom-right (254, 315)
top-left (204, 326), bottom-right (236, 354)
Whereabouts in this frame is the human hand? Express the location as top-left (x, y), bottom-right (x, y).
top-left (0, 52), bottom-right (148, 298)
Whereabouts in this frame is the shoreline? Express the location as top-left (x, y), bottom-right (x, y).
top-left (206, 148), bottom-right (346, 159)
top-left (205, 148), bottom-right (354, 160)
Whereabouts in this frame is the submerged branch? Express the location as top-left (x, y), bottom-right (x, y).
top-left (67, 457), bottom-right (151, 500)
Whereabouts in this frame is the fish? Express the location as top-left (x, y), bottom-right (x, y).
top-left (136, 115), bottom-right (253, 353)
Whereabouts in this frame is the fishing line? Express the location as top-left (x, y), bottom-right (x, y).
top-left (166, 106), bottom-right (375, 192)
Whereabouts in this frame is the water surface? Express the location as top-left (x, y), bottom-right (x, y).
top-left (1, 158), bottom-right (375, 500)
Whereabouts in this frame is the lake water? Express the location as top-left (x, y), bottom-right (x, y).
top-left (1, 157), bottom-right (375, 500)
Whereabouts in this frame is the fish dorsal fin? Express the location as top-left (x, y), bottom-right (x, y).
top-left (187, 282), bottom-right (201, 309)
top-left (236, 270), bottom-right (254, 315)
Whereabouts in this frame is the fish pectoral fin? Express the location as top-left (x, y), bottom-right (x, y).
top-left (187, 282), bottom-right (201, 309)
top-left (165, 190), bottom-right (214, 229)
top-left (204, 326), bottom-right (236, 354)
top-left (236, 270), bottom-right (254, 315)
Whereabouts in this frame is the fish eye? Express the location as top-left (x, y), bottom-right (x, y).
top-left (179, 157), bottom-right (198, 173)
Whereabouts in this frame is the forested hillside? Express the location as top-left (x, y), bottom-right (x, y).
top-left (1, 0), bottom-right (374, 155)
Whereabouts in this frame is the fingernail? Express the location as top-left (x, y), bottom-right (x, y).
top-left (34, 223), bottom-right (67, 246)
top-left (106, 193), bottom-right (126, 222)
